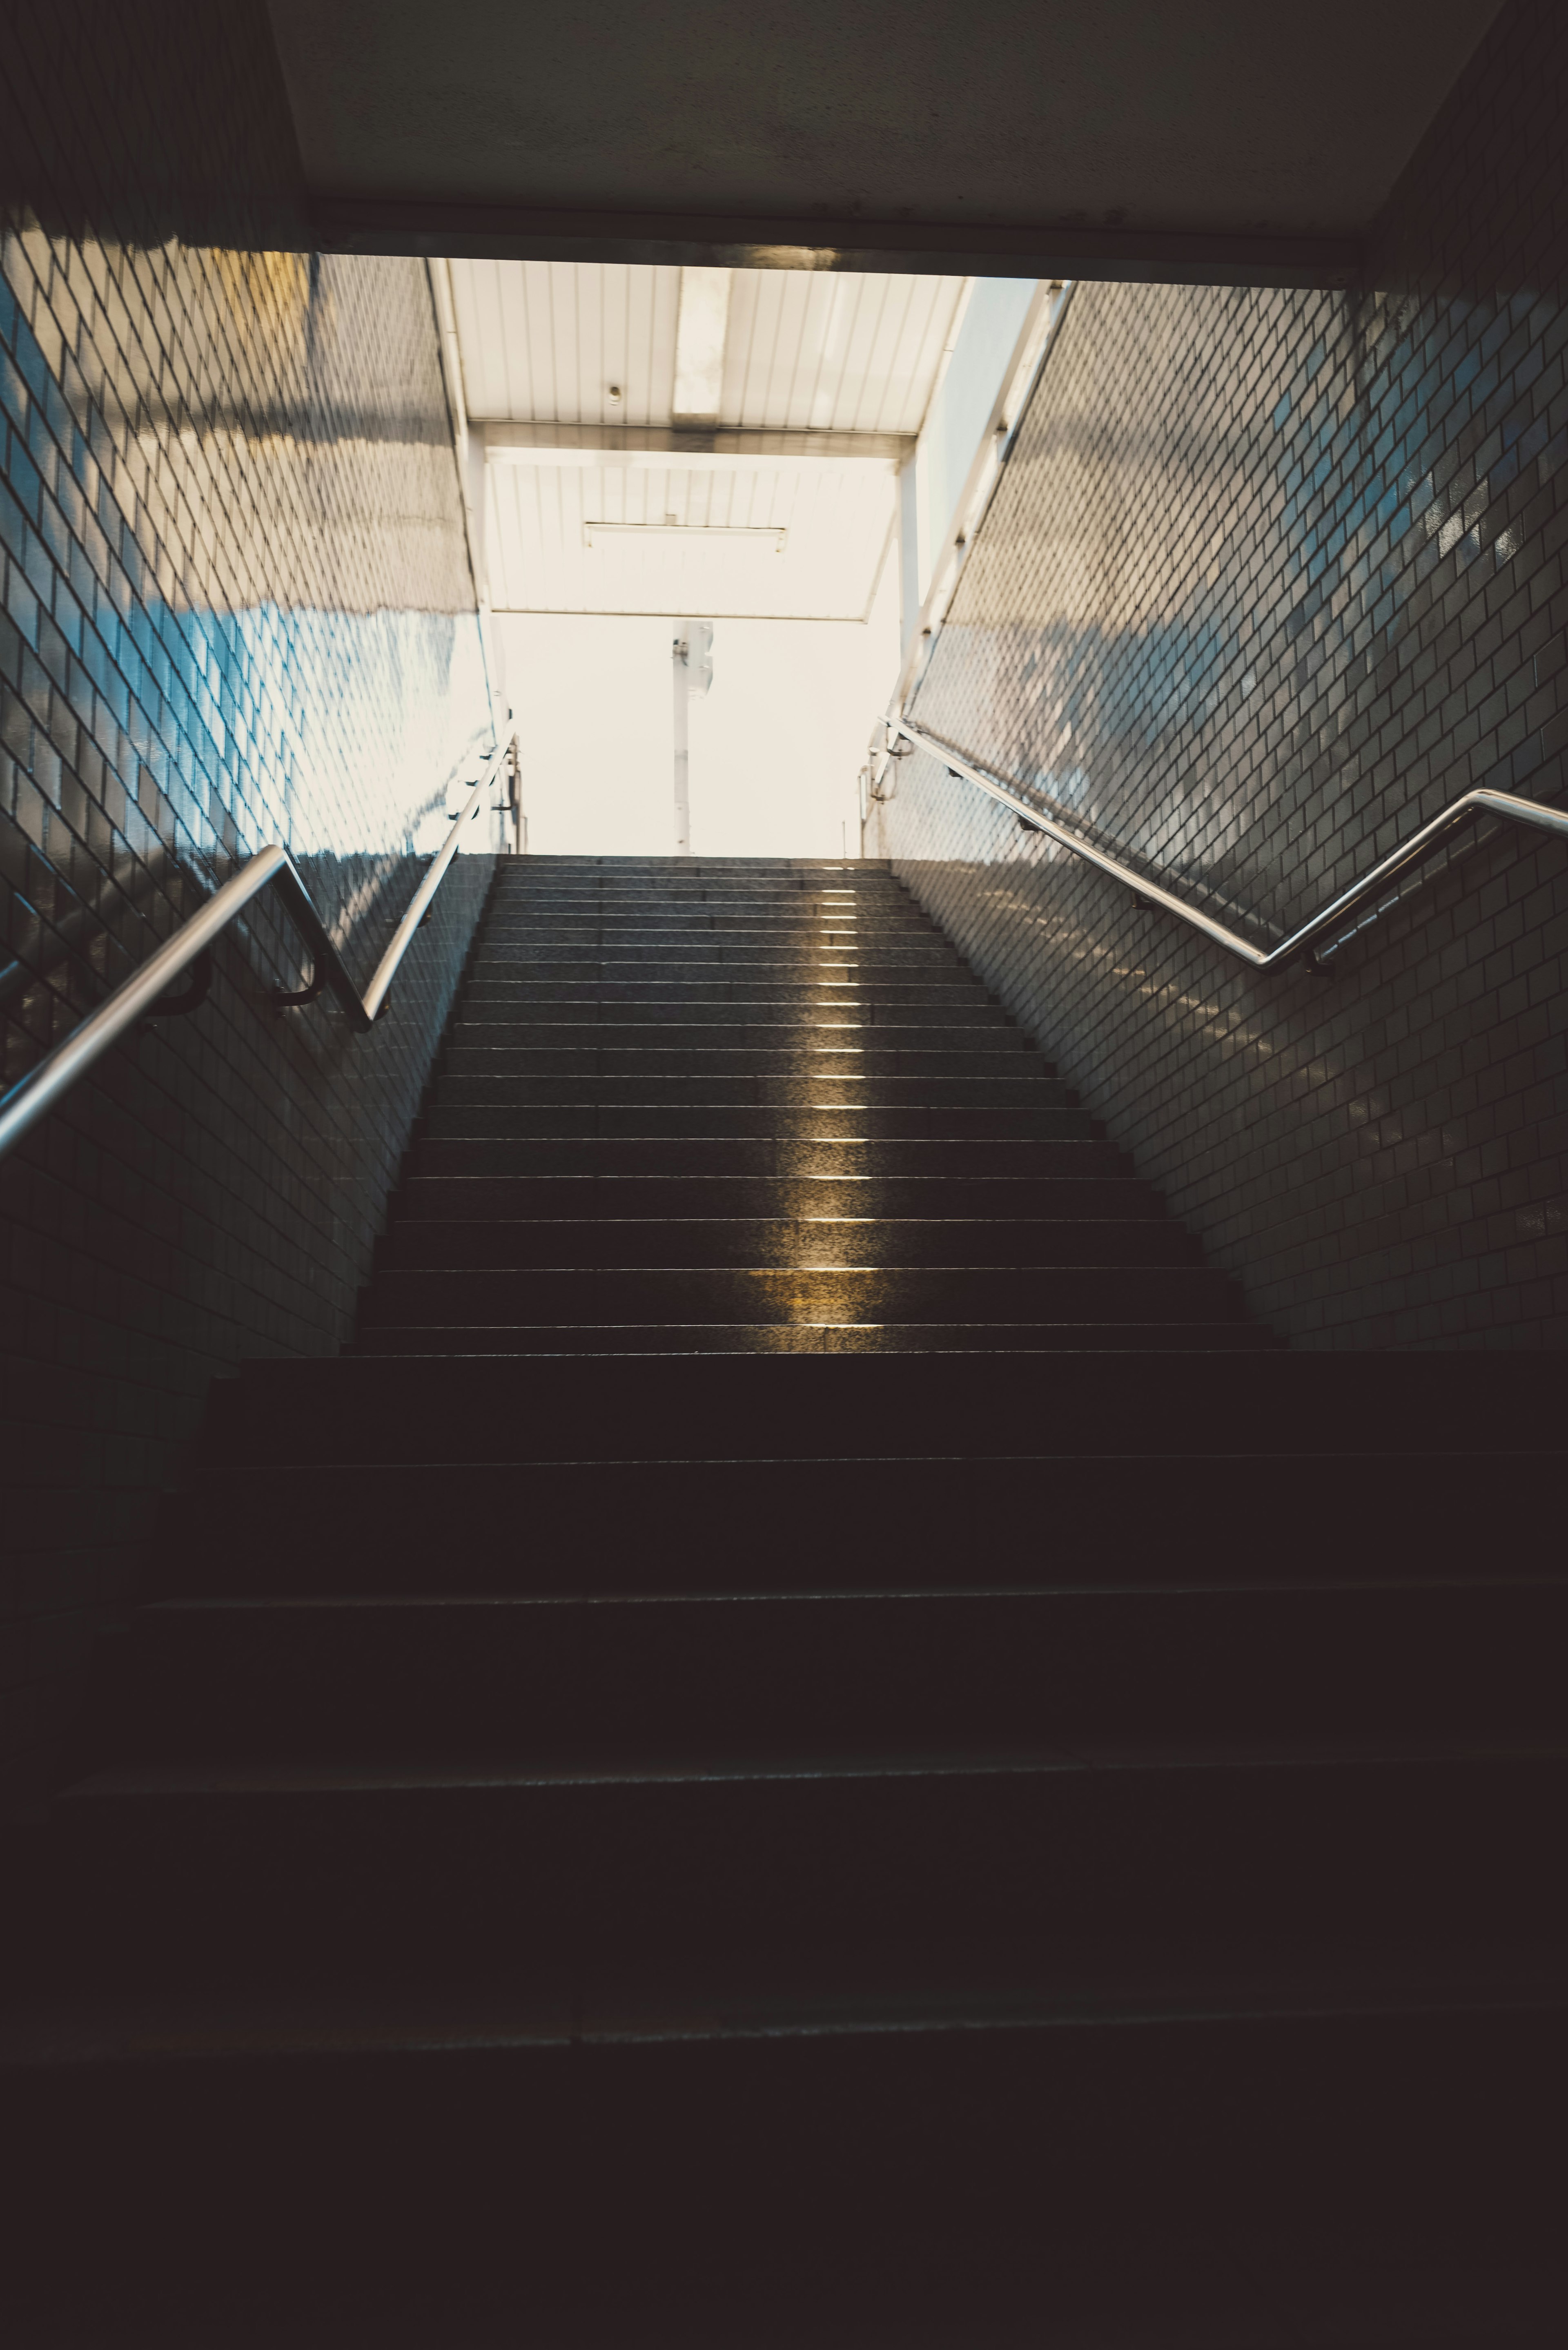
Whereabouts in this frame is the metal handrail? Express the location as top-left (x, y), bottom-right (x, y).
top-left (884, 716), bottom-right (1568, 973)
top-left (0, 731), bottom-right (516, 1167)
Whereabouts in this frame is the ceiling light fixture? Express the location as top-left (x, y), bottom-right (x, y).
top-left (584, 522), bottom-right (786, 551)
top-left (673, 267), bottom-right (731, 421)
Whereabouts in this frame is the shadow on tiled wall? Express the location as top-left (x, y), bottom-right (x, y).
top-left (875, 0), bottom-right (1568, 1356)
top-left (0, 6), bottom-right (499, 1814)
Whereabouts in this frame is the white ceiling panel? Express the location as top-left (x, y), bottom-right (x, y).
top-left (485, 458), bottom-right (898, 621)
top-left (721, 271), bottom-right (966, 434)
top-left (450, 260), bottom-right (967, 435)
top-left (450, 260), bottom-right (684, 426)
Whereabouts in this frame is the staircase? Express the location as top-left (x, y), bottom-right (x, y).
top-left (7, 854), bottom-right (1568, 2346)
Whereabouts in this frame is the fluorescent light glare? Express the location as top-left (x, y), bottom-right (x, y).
top-left (673, 268), bottom-right (731, 419)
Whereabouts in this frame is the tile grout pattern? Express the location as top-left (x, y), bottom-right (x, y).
top-left (871, 0), bottom-right (1568, 1352)
top-left (0, 5), bottom-right (496, 1815)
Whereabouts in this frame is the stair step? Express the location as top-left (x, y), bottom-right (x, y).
top-left (11, 1942), bottom-right (1567, 2070)
top-left (471, 947), bottom-right (969, 970)
top-left (495, 856), bottom-right (887, 869)
top-left (20, 1746), bottom-right (1567, 2004)
top-left (152, 1449), bottom-right (1568, 1599)
top-left (205, 1349), bottom-right (1567, 1465)
top-left (433, 1064), bottom-right (1077, 1099)
top-left (419, 1102), bottom-right (1102, 1138)
top-left (391, 1176), bottom-right (1161, 1217)
top-left (354, 1263), bottom-right (1241, 1323)
top-left (477, 922), bottom-right (939, 942)
top-left (5, 2007), bottom-right (1564, 2342)
top-left (439, 1048), bottom-right (1054, 1080)
top-left (352, 1319), bottom-right (1276, 1354)
top-left (373, 1219), bottom-right (1199, 1272)
top-left (96, 1582), bottom-right (1568, 1764)
top-left (460, 982), bottom-right (999, 1007)
top-left (405, 1137), bottom-right (1126, 1175)
top-left (450, 1014), bottom-right (1025, 1043)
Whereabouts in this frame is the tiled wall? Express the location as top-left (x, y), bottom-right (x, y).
top-left (872, 0), bottom-right (1568, 1352)
top-left (0, 10), bottom-right (498, 1813)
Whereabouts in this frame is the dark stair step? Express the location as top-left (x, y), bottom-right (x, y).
top-left (153, 1450), bottom-right (1567, 1600)
top-left (371, 1219), bottom-right (1201, 1271)
top-left (95, 1581), bottom-right (1568, 1764)
top-left (10, 1938), bottom-right (1566, 2067)
top-left (203, 1349), bottom-right (1568, 1466)
top-left (6, 2004), bottom-right (1566, 2343)
top-left (17, 1746), bottom-right (1568, 1999)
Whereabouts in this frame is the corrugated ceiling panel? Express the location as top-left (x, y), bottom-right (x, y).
top-left (450, 259), bottom-right (683, 424)
top-left (452, 261), bottom-right (967, 434)
top-left (720, 272), bottom-right (966, 434)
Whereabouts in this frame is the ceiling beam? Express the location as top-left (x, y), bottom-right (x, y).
top-left (317, 201), bottom-right (1362, 291)
top-left (483, 425), bottom-right (916, 467)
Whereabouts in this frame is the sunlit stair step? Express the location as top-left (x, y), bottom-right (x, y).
top-left (405, 1136), bottom-right (1126, 1176)
top-left (461, 983), bottom-right (999, 1010)
top-left (352, 1319), bottom-right (1276, 1356)
top-left (375, 1216), bottom-right (1195, 1271)
top-left (457, 998), bottom-right (1011, 1027)
top-left (434, 1059), bottom-right (1076, 1095)
top-left (445, 1021), bottom-right (1038, 1055)
top-left (354, 1263), bottom-right (1241, 1324)
top-left (390, 1175), bottom-right (1163, 1219)
top-left (419, 1102), bottom-right (1104, 1139)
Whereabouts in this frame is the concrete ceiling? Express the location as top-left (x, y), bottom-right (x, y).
top-left (265, 0), bottom-right (1505, 285)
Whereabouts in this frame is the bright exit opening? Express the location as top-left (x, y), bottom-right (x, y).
top-left (438, 260), bottom-right (1047, 856)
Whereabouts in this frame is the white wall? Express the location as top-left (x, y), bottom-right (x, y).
top-left (497, 555), bottom-right (899, 859)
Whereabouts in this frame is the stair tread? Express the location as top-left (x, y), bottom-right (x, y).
top-left (349, 1325), bottom-right (1280, 1352)
top-left (68, 1728), bottom-right (1568, 1799)
top-left (10, 1935), bottom-right (1566, 2071)
top-left (394, 1177), bottom-right (1158, 1206)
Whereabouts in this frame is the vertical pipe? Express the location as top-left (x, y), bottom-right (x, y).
top-left (673, 630), bottom-right (691, 855)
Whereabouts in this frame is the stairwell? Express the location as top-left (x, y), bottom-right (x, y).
top-left (7, 854), bottom-right (1568, 2343)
